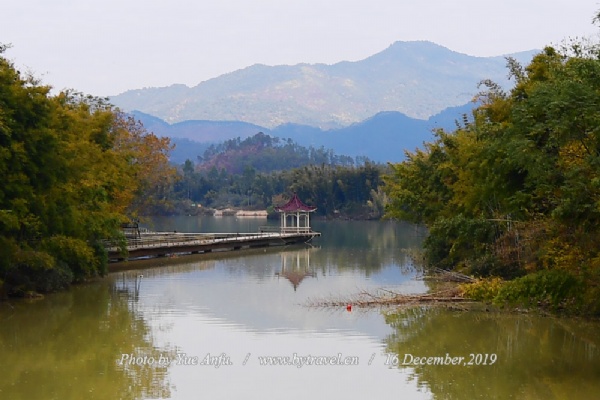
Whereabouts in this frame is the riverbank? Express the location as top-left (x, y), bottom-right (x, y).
top-left (306, 267), bottom-right (600, 318)
top-left (153, 201), bottom-right (383, 221)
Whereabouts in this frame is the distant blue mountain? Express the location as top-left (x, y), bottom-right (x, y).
top-left (131, 111), bottom-right (265, 142)
top-left (270, 103), bottom-right (475, 161)
top-left (133, 102), bottom-right (476, 164)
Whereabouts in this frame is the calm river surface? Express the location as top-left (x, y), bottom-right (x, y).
top-left (1, 217), bottom-right (599, 399)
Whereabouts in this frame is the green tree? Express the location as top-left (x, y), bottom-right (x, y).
top-left (383, 31), bottom-right (600, 314)
top-left (0, 46), bottom-right (174, 296)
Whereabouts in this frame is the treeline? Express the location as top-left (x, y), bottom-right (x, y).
top-left (198, 131), bottom-right (367, 174)
top-left (0, 45), bottom-right (175, 296)
top-left (173, 160), bottom-right (388, 219)
top-left (384, 40), bottom-right (600, 315)
top-left (167, 131), bottom-right (386, 218)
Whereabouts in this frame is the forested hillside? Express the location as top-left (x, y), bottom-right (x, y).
top-left (197, 132), bottom-right (363, 173)
top-left (171, 132), bottom-right (384, 217)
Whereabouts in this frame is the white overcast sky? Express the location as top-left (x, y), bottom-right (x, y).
top-left (2, 0), bottom-right (599, 96)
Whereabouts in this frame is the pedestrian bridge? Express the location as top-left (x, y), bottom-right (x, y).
top-left (106, 230), bottom-right (320, 262)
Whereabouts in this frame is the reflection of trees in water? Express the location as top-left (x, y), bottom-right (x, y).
top-left (310, 220), bottom-right (424, 275)
top-left (111, 220), bottom-right (425, 283)
top-left (112, 257), bottom-right (218, 280)
top-left (139, 218), bottom-right (425, 276)
top-left (383, 307), bottom-right (600, 399)
top-left (0, 281), bottom-right (175, 400)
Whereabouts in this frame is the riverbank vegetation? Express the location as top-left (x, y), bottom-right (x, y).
top-left (384, 36), bottom-right (600, 316)
top-left (0, 45), bottom-right (175, 297)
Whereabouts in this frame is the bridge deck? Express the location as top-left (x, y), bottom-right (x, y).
top-left (107, 231), bottom-right (320, 262)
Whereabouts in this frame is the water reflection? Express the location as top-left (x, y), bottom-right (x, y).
top-left (115, 245), bottom-right (422, 335)
top-left (9, 218), bottom-right (600, 399)
top-left (276, 247), bottom-right (317, 291)
top-left (0, 278), bottom-right (175, 400)
top-left (145, 217), bottom-right (425, 277)
top-left (103, 241), bottom-right (430, 399)
top-left (383, 307), bottom-right (600, 399)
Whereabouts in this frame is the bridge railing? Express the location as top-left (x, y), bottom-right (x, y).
top-left (259, 226), bottom-right (315, 234)
top-left (280, 227), bottom-right (314, 234)
top-left (259, 226), bottom-right (280, 233)
top-left (106, 229), bottom-right (318, 253)
top-left (109, 232), bottom-right (272, 250)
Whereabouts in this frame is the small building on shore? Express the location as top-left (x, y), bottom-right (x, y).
top-left (235, 210), bottom-right (268, 217)
top-left (274, 193), bottom-right (317, 233)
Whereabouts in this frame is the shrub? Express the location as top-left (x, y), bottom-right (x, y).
top-left (494, 269), bottom-right (582, 311)
top-left (424, 214), bottom-right (498, 274)
top-left (460, 277), bottom-right (505, 302)
top-left (5, 248), bottom-right (73, 295)
top-left (41, 236), bottom-right (99, 281)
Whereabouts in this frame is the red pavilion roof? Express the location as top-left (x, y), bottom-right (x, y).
top-left (274, 193), bottom-right (317, 212)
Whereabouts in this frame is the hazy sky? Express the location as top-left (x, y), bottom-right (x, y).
top-left (2, 0), bottom-right (599, 96)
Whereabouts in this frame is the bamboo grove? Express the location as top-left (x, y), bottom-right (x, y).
top-left (0, 45), bottom-right (175, 296)
top-left (384, 41), bottom-right (600, 315)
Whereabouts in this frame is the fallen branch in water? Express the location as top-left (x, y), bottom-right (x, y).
top-left (306, 287), bottom-right (475, 308)
top-left (421, 267), bottom-right (475, 283)
top-left (305, 267), bottom-right (481, 309)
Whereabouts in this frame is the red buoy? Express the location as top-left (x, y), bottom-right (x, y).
top-left (346, 304), bottom-right (352, 312)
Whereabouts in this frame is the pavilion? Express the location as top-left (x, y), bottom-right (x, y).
top-left (274, 193), bottom-right (317, 233)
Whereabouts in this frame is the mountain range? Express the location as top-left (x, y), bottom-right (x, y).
top-left (112, 41), bottom-right (537, 129)
top-left (133, 102), bottom-right (476, 164)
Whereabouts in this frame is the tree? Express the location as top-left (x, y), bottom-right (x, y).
top-left (0, 46), bottom-right (174, 296)
top-left (383, 34), bottom-right (600, 314)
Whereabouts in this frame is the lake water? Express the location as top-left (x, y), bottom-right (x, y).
top-left (1, 217), bottom-right (599, 399)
